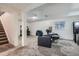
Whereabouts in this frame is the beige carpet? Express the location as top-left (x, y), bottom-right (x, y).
top-left (0, 43), bottom-right (14, 53)
top-left (5, 36), bottom-right (79, 56)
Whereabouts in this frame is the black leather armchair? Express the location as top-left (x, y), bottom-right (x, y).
top-left (38, 36), bottom-right (52, 48)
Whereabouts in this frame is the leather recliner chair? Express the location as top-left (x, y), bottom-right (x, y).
top-left (38, 36), bottom-right (52, 48)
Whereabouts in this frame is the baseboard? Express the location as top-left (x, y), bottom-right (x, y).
top-left (60, 38), bottom-right (73, 41)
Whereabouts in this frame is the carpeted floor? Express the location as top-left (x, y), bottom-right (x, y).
top-left (5, 36), bottom-right (79, 56)
top-left (0, 44), bottom-right (14, 53)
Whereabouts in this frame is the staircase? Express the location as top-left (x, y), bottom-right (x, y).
top-left (0, 21), bottom-right (8, 45)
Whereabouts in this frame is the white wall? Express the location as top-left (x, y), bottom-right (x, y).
top-left (29, 16), bottom-right (79, 40)
top-left (0, 12), bottom-right (20, 46)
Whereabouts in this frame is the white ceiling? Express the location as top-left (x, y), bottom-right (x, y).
top-left (0, 3), bottom-right (79, 22)
top-left (27, 3), bottom-right (79, 22)
top-left (0, 3), bottom-right (44, 15)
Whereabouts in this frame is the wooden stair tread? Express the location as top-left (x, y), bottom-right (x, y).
top-left (0, 37), bottom-right (7, 41)
top-left (0, 36), bottom-right (6, 38)
top-left (0, 37), bottom-right (7, 39)
top-left (0, 30), bottom-right (4, 32)
top-left (0, 35), bottom-right (6, 37)
top-left (0, 32), bottom-right (5, 33)
top-left (0, 40), bottom-right (8, 45)
top-left (0, 28), bottom-right (4, 30)
top-left (0, 29), bottom-right (4, 30)
top-left (0, 39), bottom-right (8, 42)
top-left (0, 32), bottom-right (5, 34)
top-left (0, 34), bottom-right (6, 36)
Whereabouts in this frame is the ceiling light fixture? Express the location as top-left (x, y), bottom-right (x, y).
top-left (32, 16), bottom-right (38, 20)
